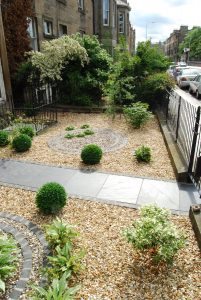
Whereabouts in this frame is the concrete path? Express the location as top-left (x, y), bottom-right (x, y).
top-left (0, 159), bottom-right (200, 214)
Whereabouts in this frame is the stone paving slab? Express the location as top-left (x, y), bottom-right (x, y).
top-left (0, 159), bottom-right (201, 214)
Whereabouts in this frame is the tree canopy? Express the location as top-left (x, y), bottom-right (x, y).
top-left (1, 0), bottom-right (33, 74)
top-left (179, 27), bottom-right (201, 61)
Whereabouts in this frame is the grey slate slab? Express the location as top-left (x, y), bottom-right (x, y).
top-left (66, 170), bottom-right (108, 197)
top-left (179, 183), bottom-right (201, 211)
top-left (97, 175), bottom-right (143, 203)
top-left (137, 179), bottom-right (180, 210)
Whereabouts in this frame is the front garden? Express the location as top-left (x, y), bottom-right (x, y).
top-left (0, 33), bottom-right (200, 300)
top-left (0, 186), bottom-right (200, 299)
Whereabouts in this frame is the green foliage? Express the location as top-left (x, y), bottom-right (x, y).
top-left (35, 182), bottom-right (67, 214)
top-left (81, 144), bottom-right (103, 165)
top-left (57, 34), bottom-right (112, 106)
top-left (124, 205), bottom-right (186, 265)
top-left (105, 40), bottom-right (136, 106)
top-left (140, 72), bottom-right (175, 108)
top-left (80, 124), bottom-right (90, 129)
top-left (134, 145), bottom-right (151, 162)
top-left (76, 133), bottom-right (85, 138)
top-left (0, 130), bottom-right (9, 147)
top-left (83, 129), bottom-right (94, 136)
top-left (136, 41), bottom-right (170, 75)
top-left (0, 232), bottom-right (19, 292)
top-left (123, 102), bottom-right (153, 128)
top-left (12, 133), bottom-right (32, 152)
top-left (30, 272), bottom-right (80, 300)
top-left (65, 133), bottom-right (75, 139)
top-left (18, 126), bottom-right (35, 138)
top-left (44, 218), bottom-right (79, 249)
top-left (179, 27), bottom-right (201, 60)
top-left (46, 244), bottom-right (85, 279)
top-left (65, 126), bottom-right (75, 131)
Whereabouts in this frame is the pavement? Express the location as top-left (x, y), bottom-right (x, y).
top-left (0, 158), bottom-right (201, 215)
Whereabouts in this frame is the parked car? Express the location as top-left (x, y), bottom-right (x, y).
top-left (189, 74), bottom-right (201, 99)
top-left (177, 68), bottom-right (201, 88)
top-left (177, 61), bottom-right (187, 67)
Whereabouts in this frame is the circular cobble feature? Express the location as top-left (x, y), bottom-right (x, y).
top-left (0, 212), bottom-right (50, 300)
top-left (48, 128), bottom-right (128, 154)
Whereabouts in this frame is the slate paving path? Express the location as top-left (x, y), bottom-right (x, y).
top-left (0, 158), bottom-right (201, 214)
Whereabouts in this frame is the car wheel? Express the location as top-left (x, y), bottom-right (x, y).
top-left (189, 86), bottom-right (192, 94)
top-left (196, 90), bottom-right (200, 99)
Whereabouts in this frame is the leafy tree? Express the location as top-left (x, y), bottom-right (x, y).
top-left (179, 27), bottom-right (201, 60)
top-left (136, 41), bottom-right (170, 75)
top-left (1, 0), bottom-right (33, 74)
top-left (59, 34), bottom-right (112, 105)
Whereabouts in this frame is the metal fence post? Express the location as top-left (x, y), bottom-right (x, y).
top-left (175, 96), bottom-right (181, 142)
top-left (188, 106), bottom-right (201, 173)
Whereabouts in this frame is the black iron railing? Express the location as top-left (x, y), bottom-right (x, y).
top-left (161, 89), bottom-right (201, 195)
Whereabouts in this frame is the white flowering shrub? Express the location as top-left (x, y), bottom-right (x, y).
top-left (124, 205), bottom-right (186, 265)
top-left (28, 35), bottom-right (88, 81)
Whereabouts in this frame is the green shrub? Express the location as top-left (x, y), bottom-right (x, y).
top-left (65, 126), bottom-right (75, 131)
top-left (0, 233), bottom-right (19, 292)
top-left (80, 124), bottom-right (90, 129)
top-left (84, 129), bottom-right (94, 136)
top-left (0, 130), bottom-right (9, 147)
top-left (124, 205), bottom-right (186, 265)
top-left (81, 144), bottom-right (102, 165)
top-left (36, 182), bottom-right (67, 214)
top-left (76, 133), bottom-right (85, 138)
top-left (18, 126), bottom-right (35, 139)
top-left (12, 133), bottom-right (32, 152)
top-left (134, 145), bottom-right (151, 162)
top-left (65, 133), bottom-right (75, 139)
top-left (30, 272), bottom-right (80, 300)
top-left (44, 218), bottom-right (79, 249)
top-left (123, 101), bottom-right (153, 128)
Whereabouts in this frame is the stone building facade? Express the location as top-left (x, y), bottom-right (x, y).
top-left (28, 0), bottom-right (135, 54)
top-left (164, 25), bottom-right (188, 62)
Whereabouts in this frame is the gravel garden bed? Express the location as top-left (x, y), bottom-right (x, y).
top-left (0, 186), bottom-right (200, 300)
top-left (0, 113), bottom-right (176, 180)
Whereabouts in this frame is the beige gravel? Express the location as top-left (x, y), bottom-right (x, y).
top-left (0, 113), bottom-right (176, 180)
top-left (0, 186), bottom-right (200, 300)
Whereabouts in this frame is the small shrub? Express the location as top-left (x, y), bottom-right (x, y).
top-left (44, 218), bottom-right (79, 248)
top-left (18, 126), bottom-right (35, 139)
top-left (123, 101), bottom-right (153, 128)
top-left (30, 272), bottom-right (80, 300)
top-left (134, 145), bottom-right (151, 162)
top-left (80, 124), bottom-right (90, 129)
top-left (36, 182), bottom-right (67, 214)
top-left (124, 205), bottom-right (186, 265)
top-left (76, 133), bottom-right (85, 138)
top-left (0, 130), bottom-right (9, 147)
top-left (81, 144), bottom-right (102, 165)
top-left (65, 133), bottom-right (75, 139)
top-left (65, 126), bottom-right (75, 131)
top-left (84, 129), bottom-right (94, 136)
top-left (0, 233), bottom-right (19, 292)
top-left (12, 133), bottom-right (32, 152)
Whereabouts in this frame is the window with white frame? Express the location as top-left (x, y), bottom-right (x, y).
top-left (43, 20), bottom-right (53, 36)
top-left (78, 0), bottom-right (84, 10)
top-left (59, 24), bottom-right (67, 36)
top-left (27, 18), bottom-right (38, 51)
top-left (119, 12), bottom-right (124, 33)
top-left (103, 0), bottom-right (109, 26)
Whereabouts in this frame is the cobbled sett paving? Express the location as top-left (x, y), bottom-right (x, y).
top-left (0, 212), bottom-right (50, 300)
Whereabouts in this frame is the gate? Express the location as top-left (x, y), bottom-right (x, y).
top-left (162, 90), bottom-right (201, 196)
